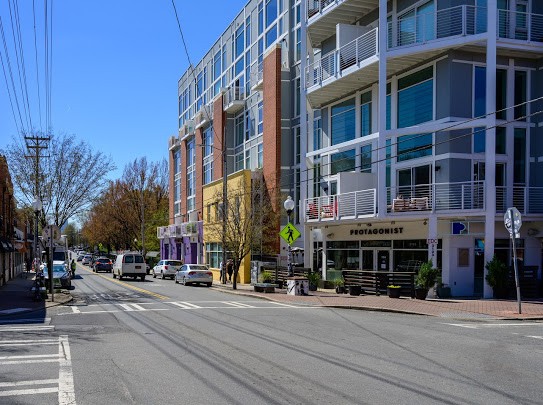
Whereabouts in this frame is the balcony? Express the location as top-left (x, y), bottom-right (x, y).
top-left (168, 135), bottom-right (179, 150)
top-left (179, 119), bottom-right (195, 141)
top-left (157, 226), bottom-right (170, 239)
top-left (223, 86), bottom-right (245, 114)
top-left (306, 27), bottom-right (379, 108)
top-left (306, 0), bottom-right (378, 47)
top-left (194, 104), bottom-right (213, 130)
top-left (305, 189), bottom-right (377, 222)
top-left (496, 186), bottom-right (543, 215)
top-left (250, 62), bottom-right (263, 91)
top-left (497, 9), bottom-right (543, 55)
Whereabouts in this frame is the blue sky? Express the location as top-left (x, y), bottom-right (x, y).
top-left (0, 0), bottom-right (246, 179)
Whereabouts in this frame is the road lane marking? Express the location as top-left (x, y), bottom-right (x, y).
top-left (168, 301), bottom-right (202, 309)
top-left (0, 339), bottom-right (58, 344)
top-left (71, 306), bottom-right (81, 314)
top-left (222, 301), bottom-right (256, 308)
top-left (526, 335), bottom-right (543, 340)
top-left (0, 325), bottom-right (54, 332)
top-left (0, 387), bottom-right (58, 397)
top-left (444, 322), bottom-right (543, 329)
top-left (0, 379), bottom-right (58, 388)
top-left (58, 335), bottom-right (76, 405)
top-left (0, 359), bottom-right (59, 365)
top-left (80, 266), bottom-right (168, 300)
top-left (0, 354), bottom-right (58, 360)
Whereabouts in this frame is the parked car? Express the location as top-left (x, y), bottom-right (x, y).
top-left (76, 254), bottom-right (84, 262)
top-left (174, 264), bottom-right (213, 287)
top-left (152, 260), bottom-right (183, 280)
top-left (42, 263), bottom-right (72, 289)
top-left (82, 255), bottom-right (93, 265)
top-left (93, 257), bottom-right (113, 273)
top-left (112, 252), bottom-right (146, 281)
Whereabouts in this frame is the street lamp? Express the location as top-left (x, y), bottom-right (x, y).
top-left (32, 198), bottom-right (42, 270)
top-left (284, 196), bottom-right (295, 277)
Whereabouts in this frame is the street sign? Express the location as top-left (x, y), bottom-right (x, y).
top-left (280, 222), bottom-right (301, 245)
top-left (504, 207), bottom-right (522, 239)
top-left (42, 224), bottom-right (61, 243)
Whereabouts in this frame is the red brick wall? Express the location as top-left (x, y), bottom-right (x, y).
top-left (180, 140), bottom-right (187, 218)
top-left (195, 127), bottom-right (203, 221)
top-left (168, 147), bottom-right (175, 224)
top-left (262, 45), bottom-right (282, 252)
top-left (213, 94), bottom-right (225, 181)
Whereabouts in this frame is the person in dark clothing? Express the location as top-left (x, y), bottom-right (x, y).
top-left (226, 259), bottom-right (234, 282)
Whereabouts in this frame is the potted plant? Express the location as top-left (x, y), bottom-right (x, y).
top-left (387, 285), bottom-right (401, 298)
top-left (415, 260), bottom-right (439, 300)
top-left (485, 256), bottom-right (509, 299)
top-left (305, 271), bottom-right (321, 291)
top-left (333, 278), bottom-right (346, 294)
top-left (260, 270), bottom-right (273, 283)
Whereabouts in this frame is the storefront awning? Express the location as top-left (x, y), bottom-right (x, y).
top-left (146, 251), bottom-right (160, 258)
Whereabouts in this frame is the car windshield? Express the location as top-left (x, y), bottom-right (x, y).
top-left (53, 251), bottom-right (66, 261)
top-left (166, 261), bottom-right (183, 266)
top-left (189, 265), bottom-right (209, 271)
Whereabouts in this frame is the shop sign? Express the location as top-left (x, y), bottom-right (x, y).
top-left (350, 227), bottom-right (404, 236)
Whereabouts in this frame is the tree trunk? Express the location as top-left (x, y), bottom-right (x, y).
top-left (233, 268), bottom-right (238, 290)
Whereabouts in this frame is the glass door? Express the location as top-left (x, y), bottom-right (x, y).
top-left (377, 250), bottom-right (390, 272)
top-left (361, 250), bottom-right (374, 271)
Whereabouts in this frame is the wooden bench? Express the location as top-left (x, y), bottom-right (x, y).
top-left (254, 283), bottom-right (278, 293)
top-left (342, 270), bottom-right (416, 297)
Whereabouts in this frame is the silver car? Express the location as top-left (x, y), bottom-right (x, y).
top-left (174, 264), bottom-right (213, 287)
top-left (152, 260), bottom-right (183, 280)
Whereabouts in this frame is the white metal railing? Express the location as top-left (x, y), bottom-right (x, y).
top-left (306, 27), bottom-right (378, 89)
top-left (496, 186), bottom-right (543, 214)
top-left (497, 9), bottom-right (543, 42)
top-left (388, 181), bottom-right (485, 213)
top-left (157, 226), bottom-right (169, 239)
top-left (194, 103), bottom-right (213, 128)
top-left (307, 0), bottom-right (336, 20)
top-left (387, 5), bottom-right (487, 49)
top-left (223, 86), bottom-right (245, 108)
top-left (250, 62), bottom-right (263, 87)
top-left (304, 189), bottom-right (376, 221)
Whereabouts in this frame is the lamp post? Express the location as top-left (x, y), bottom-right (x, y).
top-left (284, 196), bottom-right (295, 277)
top-left (32, 198), bottom-right (42, 271)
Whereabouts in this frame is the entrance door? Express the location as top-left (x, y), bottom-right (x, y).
top-left (361, 249), bottom-right (390, 271)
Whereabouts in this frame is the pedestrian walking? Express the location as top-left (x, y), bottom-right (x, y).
top-left (70, 259), bottom-right (77, 278)
top-left (227, 259), bottom-right (234, 282)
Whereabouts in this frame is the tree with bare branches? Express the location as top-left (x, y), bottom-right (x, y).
top-left (1, 131), bottom-right (116, 229)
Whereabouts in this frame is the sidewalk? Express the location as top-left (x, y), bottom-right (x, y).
top-left (0, 271), bottom-right (72, 318)
top-left (211, 282), bottom-right (543, 320)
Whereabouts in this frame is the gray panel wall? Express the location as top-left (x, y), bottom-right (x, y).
top-left (449, 62), bottom-right (473, 118)
top-left (436, 130), bottom-right (472, 155)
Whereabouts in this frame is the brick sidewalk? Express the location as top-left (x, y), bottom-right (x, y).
top-left (211, 283), bottom-right (543, 320)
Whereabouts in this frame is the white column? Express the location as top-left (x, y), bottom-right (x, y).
top-left (300, 0), bottom-right (310, 269)
top-left (427, 215), bottom-right (438, 265)
top-left (377, 0), bottom-right (388, 218)
top-left (484, 0), bottom-right (497, 299)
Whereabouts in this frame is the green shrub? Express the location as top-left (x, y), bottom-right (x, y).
top-left (415, 260), bottom-right (439, 290)
top-left (485, 256), bottom-right (509, 290)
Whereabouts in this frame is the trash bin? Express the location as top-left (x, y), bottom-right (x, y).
top-left (286, 277), bottom-right (309, 296)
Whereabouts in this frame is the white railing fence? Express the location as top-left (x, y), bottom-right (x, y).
top-left (497, 9), bottom-right (543, 42)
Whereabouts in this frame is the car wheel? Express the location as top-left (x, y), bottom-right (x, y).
top-left (119, 275), bottom-right (123, 280)
top-left (206, 282), bottom-right (212, 287)
top-left (140, 275), bottom-right (145, 282)
top-left (182, 277), bottom-right (186, 286)
top-left (161, 272), bottom-right (165, 280)
top-left (152, 271), bottom-right (156, 279)
top-left (113, 273), bottom-right (116, 279)
top-left (174, 277), bottom-right (178, 284)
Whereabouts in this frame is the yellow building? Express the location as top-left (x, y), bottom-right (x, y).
top-left (202, 170), bottom-right (253, 284)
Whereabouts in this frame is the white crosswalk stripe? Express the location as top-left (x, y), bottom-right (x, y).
top-left (168, 301), bottom-right (202, 309)
top-left (222, 301), bottom-right (257, 308)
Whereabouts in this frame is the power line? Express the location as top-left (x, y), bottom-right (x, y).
top-left (32, 0), bottom-right (43, 132)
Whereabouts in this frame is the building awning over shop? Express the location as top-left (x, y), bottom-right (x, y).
top-left (146, 251), bottom-right (160, 258)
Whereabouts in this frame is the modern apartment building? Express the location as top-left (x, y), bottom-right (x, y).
top-left (159, 0), bottom-right (304, 282)
top-left (302, 0), bottom-right (543, 297)
top-left (160, 0), bottom-right (543, 296)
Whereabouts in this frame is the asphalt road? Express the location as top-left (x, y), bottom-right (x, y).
top-left (1, 261), bottom-right (542, 404)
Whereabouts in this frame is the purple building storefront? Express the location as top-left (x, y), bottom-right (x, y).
top-left (157, 222), bottom-right (203, 264)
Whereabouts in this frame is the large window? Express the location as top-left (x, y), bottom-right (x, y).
top-left (514, 70), bottom-right (527, 120)
top-left (474, 66), bottom-right (508, 119)
top-left (331, 98), bottom-right (355, 145)
top-left (331, 149), bottom-right (355, 175)
top-left (360, 91), bottom-right (372, 136)
top-left (514, 128), bottom-right (526, 184)
top-left (265, 0), bottom-right (277, 27)
top-left (187, 140), bottom-right (195, 211)
top-left (361, 144), bottom-right (372, 173)
top-left (398, 165), bottom-right (431, 198)
top-left (397, 133), bottom-right (432, 162)
top-left (203, 127), bottom-right (214, 185)
top-left (398, 66), bottom-right (433, 128)
top-left (205, 242), bottom-right (222, 269)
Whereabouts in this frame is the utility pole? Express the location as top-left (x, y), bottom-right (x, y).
top-left (221, 139), bottom-right (227, 284)
top-left (25, 133), bottom-right (50, 265)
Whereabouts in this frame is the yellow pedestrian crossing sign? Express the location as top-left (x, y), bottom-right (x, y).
top-left (280, 222), bottom-right (301, 245)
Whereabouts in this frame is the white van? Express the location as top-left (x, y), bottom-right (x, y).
top-left (112, 252), bottom-right (146, 281)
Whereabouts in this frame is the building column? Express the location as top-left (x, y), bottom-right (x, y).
top-left (484, 0), bottom-right (497, 299)
top-left (427, 215), bottom-right (438, 265)
top-left (377, 0), bottom-right (388, 218)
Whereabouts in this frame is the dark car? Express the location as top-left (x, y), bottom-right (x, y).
top-left (93, 257), bottom-right (113, 273)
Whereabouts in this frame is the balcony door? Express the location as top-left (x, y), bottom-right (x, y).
top-left (397, 164), bottom-right (431, 200)
top-left (473, 162), bottom-right (505, 210)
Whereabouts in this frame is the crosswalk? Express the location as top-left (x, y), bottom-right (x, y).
top-left (58, 300), bottom-right (312, 315)
top-left (0, 330), bottom-right (76, 404)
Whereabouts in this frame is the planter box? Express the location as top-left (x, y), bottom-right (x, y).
top-left (348, 285), bottom-right (362, 296)
top-left (387, 287), bottom-right (401, 298)
top-left (415, 288), bottom-right (428, 300)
